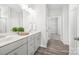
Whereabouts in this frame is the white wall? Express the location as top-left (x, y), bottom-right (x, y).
top-left (69, 5), bottom-right (79, 55)
top-left (62, 5), bottom-right (69, 45)
top-left (37, 5), bottom-right (47, 47)
top-left (48, 9), bottom-right (62, 16)
top-left (69, 4), bottom-right (78, 54)
top-left (23, 4), bottom-right (47, 47)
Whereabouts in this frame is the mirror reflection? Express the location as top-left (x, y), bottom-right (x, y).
top-left (0, 4), bottom-right (23, 33)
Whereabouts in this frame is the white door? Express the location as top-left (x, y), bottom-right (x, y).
top-left (47, 16), bottom-right (59, 39)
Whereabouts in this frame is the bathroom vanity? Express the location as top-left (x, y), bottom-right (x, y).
top-left (0, 31), bottom-right (41, 55)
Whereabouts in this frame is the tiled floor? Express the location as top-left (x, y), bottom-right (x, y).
top-left (35, 35), bottom-right (69, 55)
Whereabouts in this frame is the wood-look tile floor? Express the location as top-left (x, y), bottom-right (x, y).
top-left (35, 35), bottom-right (69, 55)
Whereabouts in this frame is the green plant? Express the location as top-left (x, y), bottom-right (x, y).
top-left (12, 27), bottom-right (18, 32)
top-left (17, 27), bottom-right (24, 32)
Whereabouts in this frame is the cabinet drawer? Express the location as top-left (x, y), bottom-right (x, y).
top-left (0, 38), bottom-right (27, 55)
top-left (8, 44), bottom-right (27, 55)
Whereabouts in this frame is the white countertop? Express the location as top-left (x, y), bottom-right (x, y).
top-left (0, 31), bottom-right (40, 48)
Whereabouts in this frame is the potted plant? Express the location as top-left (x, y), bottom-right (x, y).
top-left (17, 27), bottom-right (24, 35)
top-left (11, 27), bottom-right (18, 34)
top-left (11, 27), bottom-right (29, 35)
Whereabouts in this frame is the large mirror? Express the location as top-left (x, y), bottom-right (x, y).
top-left (0, 4), bottom-right (23, 33)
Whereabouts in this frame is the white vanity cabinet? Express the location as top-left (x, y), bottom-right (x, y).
top-left (0, 37), bottom-right (27, 55)
top-left (0, 32), bottom-right (41, 55)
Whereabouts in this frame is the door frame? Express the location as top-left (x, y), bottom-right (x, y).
top-left (46, 16), bottom-right (61, 40)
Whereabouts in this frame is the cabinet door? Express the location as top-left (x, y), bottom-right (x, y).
top-left (37, 33), bottom-right (41, 47)
top-left (28, 35), bottom-right (35, 55)
top-left (8, 44), bottom-right (27, 55)
top-left (34, 32), bottom-right (41, 51)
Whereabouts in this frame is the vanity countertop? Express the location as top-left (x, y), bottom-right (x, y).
top-left (0, 31), bottom-right (40, 48)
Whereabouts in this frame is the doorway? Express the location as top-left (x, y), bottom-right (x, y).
top-left (46, 16), bottom-right (60, 40)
